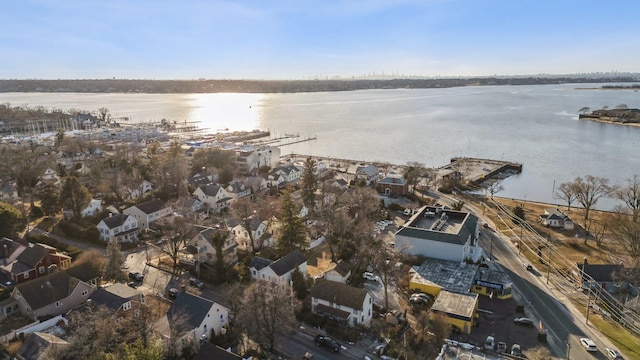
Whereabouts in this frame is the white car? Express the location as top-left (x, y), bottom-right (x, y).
top-left (580, 338), bottom-right (598, 352)
top-left (363, 272), bottom-right (379, 282)
top-left (605, 347), bottom-right (623, 359)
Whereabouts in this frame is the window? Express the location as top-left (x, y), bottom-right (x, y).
top-left (123, 301), bottom-right (131, 311)
top-left (82, 290), bottom-right (88, 296)
top-left (24, 272), bottom-right (29, 279)
top-left (55, 301), bottom-right (61, 308)
top-left (39, 266), bottom-right (45, 274)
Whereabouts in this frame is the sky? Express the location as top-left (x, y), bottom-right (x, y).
top-left (1, 0), bottom-right (639, 80)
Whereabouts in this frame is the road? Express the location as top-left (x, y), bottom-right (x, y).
top-left (29, 228), bottom-right (107, 255)
top-left (479, 227), bottom-right (609, 359)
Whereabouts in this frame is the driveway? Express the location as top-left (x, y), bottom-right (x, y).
top-left (29, 228), bottom-right (106, 255)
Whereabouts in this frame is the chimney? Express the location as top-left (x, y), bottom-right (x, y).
top-left (583, 257), bottom-right (588, 266)
top-left (3, 245), bottom-right (8, 266)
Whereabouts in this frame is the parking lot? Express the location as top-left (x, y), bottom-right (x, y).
top-left (448, 295), bottom-right (553, 358)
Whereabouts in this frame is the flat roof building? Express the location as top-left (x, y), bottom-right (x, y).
top-left (431, 290), bottom-right (479, 335)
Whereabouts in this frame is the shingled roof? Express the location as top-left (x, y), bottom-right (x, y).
top-left (269, 250), bottom-right (306, 276)
top-left (101, 213), bottom-right (131, 229)
top-left (132, 199), bottom-right (166, 214)
top-left (311, 279), bottom-right (368, 311)
top-left (89, 283), bottom-right (141, 312)
top-left (15, 271), bottom-right (79, 311)
top-left (16, 244), bottom-right (48, 268)
top-left (168, 292), bottom-right (215, 332)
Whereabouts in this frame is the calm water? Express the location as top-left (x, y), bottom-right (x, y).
top-left (2, 84), bottom-right (639, 209)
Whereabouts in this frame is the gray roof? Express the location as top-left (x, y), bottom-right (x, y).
top-left (198, 184), bottom-right (222, 197)
top-left (16, 244), bottom-right (48, 268)
top-left (89, 284), bottom-right (141, 312)
top-left (168, 292), bottom-right (215, 331)
top-left (249, 256), bottom-right (272, 271)
top-left (17, 332), bottom-right (69, 360)
top-left (331, 260), bottom-right (351, 277)
top-left (101, 213), bottom-right (131, 229)
top-left (0, 237), bottom-right (25, 261)
top-left (577, 263), bottom-right (624, 283)
top-left (378, 174), bottom-right (406, 185)
top-left (395, 208), bottom-right (478, 246)
top-left (311, 279), bottom-right (368, 311)
top-left (269, 250), bottom-right (306, 276)
top-left (194, 342), bottom-right (243, 360)
top-left (132, 198), bottom-right (166, 214)
top-left (65, 262), bottom-right (102, 283)
top-left (15, 271), bottom-right (79, 311)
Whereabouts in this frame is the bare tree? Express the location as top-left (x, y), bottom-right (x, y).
top-left (232, 197), bottom-right (258, 253)
top-left (429, 311), bottom-right (452, 348)
top-left (571, 175), bottom-right (612, 242)
top-left (579, 106), bottom-right (590, 114)
top-left (236, 280), bottom-right (296, 353)
top-left (485, 180), bottom-right (504, 200)
top-left (607, 205), bottom-right (640, 264)
top-left (157, 217), bottom-right (197, 274)
top-left (555, 182), bottom-right (577, 211)
top-left (367, 242), bottom-right (400, 310)
top-left (528, 346), bottom-right (553, 360)
top-left (614, 175), bottom-right (640, 222)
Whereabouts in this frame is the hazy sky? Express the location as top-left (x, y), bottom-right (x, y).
top-left (2, 0), bottom-right (639, 79)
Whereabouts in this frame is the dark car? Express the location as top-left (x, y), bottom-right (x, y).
top-left (128, 271), bottom-right (144, 282)
top-left (314, 334), bottom-right (341, 352)
top-left (168, 287), bottom-right (179, 299)
top-left (127, 281), bottom-right (138, 289)
top-left (513, 317), bottom-right (534, 326)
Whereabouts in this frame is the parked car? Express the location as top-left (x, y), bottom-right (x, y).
top-left (127, 281), bottom-right (138, 289)
top-left (409, 293), bottom-right (432, 304)
top-left (496, 342), bottom-right (507, 353)
top-left (314, 335), bottom-right (341, 352)
top-left (302, 352), bottom-right (315, 360)
top-left (484, 336), bottom-right (495, 350)
top-left (580, 338), bottom-right (598, 352)
top-left (605, 347), bottom-right (624, 359)
top-left (189, 277), bottom-right (204, 289)
top-left (513, 317), bottom-right (534, 326)
top-left (128, 271), bottom-right (144, 282)
top-left (363, 272), bottom-right (379, 282)
top-left (523, 263), bottom-right (533, 271)
top-left (510, 344), bottom-right (522, 357)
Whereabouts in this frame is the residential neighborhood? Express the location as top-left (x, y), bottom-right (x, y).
top-left (0, 116), bottom-right (637, 360)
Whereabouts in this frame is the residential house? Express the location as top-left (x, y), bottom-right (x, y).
top-left (354, 164), bottom-right (379, 185)
top-left (0, 242), bottom-right (71, 284)
top-left (228, 216), bottom-right (271, 252)
top-left (81, 199), bottom-right (102, 218)
top-left (245, 176), bottom-right (268, 193)
top-left (156, 292), bottom-right (230, 343)
top-left (174, 197), bottom-right (207, 220)
top-left (0, 181), bottom-right (18, 200)
top-left (539, 208), bottom-right (574, 230)
top-left (324, 260), bottom-right (352, 284)
top-left (310, 279), bottom-right (373, 327)
top-left (189, 225), bottom-right (238, 265)
top-left (56, 151), bottom-right (86, 169)
top-left (11, 270), bottom-right (95, 320)
top-left (88, 283), bottom-right (144, 320)
top-left (15, 331), bottom-right (70, 360)
top-left (576, 262), bottom-right (626, 292)
top-left (394, 206), bottom-right (483, 263)
top-left (193, 184), bottom-right (232, 214)
top-left (226, 180), bottom-right (253, 202)
top-left (124, 180), bottom-right (155, 200)
top-left (96, 213), bottom-right (140, 242)
top-left (39, 168), bottom-right (60, 186)
top-left (376, 174), bottom-right (409, 196)
top-left (268, 164), bottom-right (303, 188)
top-left (65, 261), bottom-right (102, 288)
top-left (123, 198), bottom-right (172, 230)
top-left (187, 171), bottom-right (216, 188)
top-left (248, 250), bottom-right (307, 286)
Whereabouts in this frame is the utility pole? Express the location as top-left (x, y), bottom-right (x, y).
top-left (566, 341), bottom-right (571, 360)
top-left (585, 282), bottom-right (592, 325)
top-left (519, 223), bottom-right (523, 255)
top-left (546, 242), bottom-right (551, 285)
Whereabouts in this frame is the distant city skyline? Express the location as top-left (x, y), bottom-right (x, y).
top-left (2, 1), bottom-right (639, 80)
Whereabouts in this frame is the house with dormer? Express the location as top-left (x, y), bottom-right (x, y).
top-left (124, 180), bottom-right (155, 201)
top-left (245, 176), bottom-right (268, 193)
top-left (187, 171), bottom-right (217, 188)
top-left (88, 283), bottom-right (144, 320)
top-left (248, 250), bottom-right (307, 286)
top-left (268, 164), bottom-right (303, 188)
top-left (123, 198), bottom-right (172, 230)
top-left (10, 270), bottom-right (95, 320)
top-left (0, 182), bottom-right (18, 201)
top-left (96, 213), bottom-right (140, 242)
top-left (226, 180), bottom-right (252, 202)
top-left (38, 168), bottom-right (60, 186)
top-left (81, 199), bottom-right (102, 218)
top-left (189, 225), bottom-right (238, 265)
top-left (311, 279), bottom-right (372, 327)
top-left (354, 164), bottom-right (379, 185)
top-left (193, 184), bottom-right (233, 214)
top-left (174, 197), bottom-right (206, 220)
top-left (155, 292), bottom-right (230, 344)
top-left (227, 216), bottom-right (271, 251)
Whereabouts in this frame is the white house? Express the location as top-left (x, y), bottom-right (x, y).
top-left (193, 184), bottom-right (232, 213)
top-left (189, 225), bottom-right (238, 265)
top-left (539, 208), bottom-right (574, 230)
top-left (123, 199), bottom-right (171, 230)
top-left (245, 176), bottom-right (268, 193)
top-left (226, 180), bottom-right (252, 202)
top-left (354, 164), bottom-right (379, 185)
top-left (81, 199), bottom-right (102, 218)
top-left (394, 206), bottom-right (483, 263)
top-left (174, 197), bottom-right (206, 220)
top-left (228, 216), bottom-right (271, 251)
top-left (157, 292), bottom-right (230, 344)
top-left (324, 260), bottom-right (351, 284)
top-left (96, 213), bottom-right (140, 242)
top-left (268, 164), bottom-right (303, 187)
top-left (311, 279), bottom-right (373, 327)
top-left (235, 145), bottom-right (281, 175)
top-left (124, 180), bottom-right (155, 200)
top-left (248, 250), bottom-right (307, 286)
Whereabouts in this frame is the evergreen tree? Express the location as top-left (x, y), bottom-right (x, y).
top-left (0, 202), bottom-right (22, 237)
top-left (301, 157), bottom-right (317, 212)
top-left (277, 189), bottom-right (308, 257)
top-left (290, 267), bottom-right (307, 300)
top-left (103, 237), bottom-right (125, 281)
top-left (38, 182), bottom-right (61, 216)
